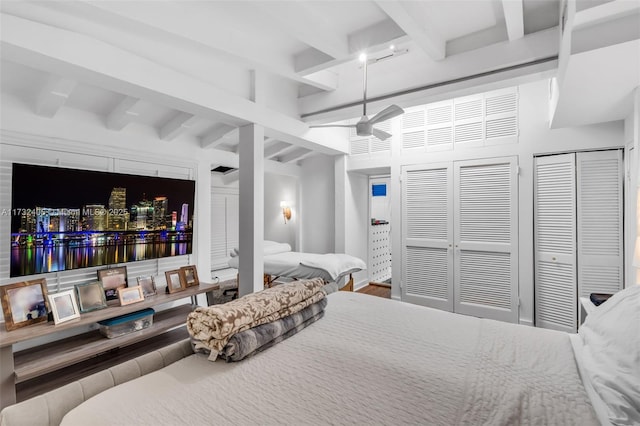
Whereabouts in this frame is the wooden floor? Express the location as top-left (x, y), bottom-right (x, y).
top-left (357, 283), bottom-right (391, 299)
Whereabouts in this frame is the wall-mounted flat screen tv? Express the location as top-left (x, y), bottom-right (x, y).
top-left (10, 163), bottom-right (195, 278)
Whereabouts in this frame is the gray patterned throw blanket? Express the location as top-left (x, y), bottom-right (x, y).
top-left (213, 297), bottom-right (327, 362)
top-left (187, 278), bottom-right (325, 359)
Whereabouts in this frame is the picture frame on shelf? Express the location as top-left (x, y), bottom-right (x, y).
top-left (97, 266), bottom-right (128, 303)
top-left (118, 286), bottom-right (145, 306)
top-left (165, 270), bottom-right (185, 294)
top-left (0, 278), bottom-right (49, 331)
top-left (75, 281), bottom-right (108, 313)
top-left (137, 276), bottom-right (157, 297)
top-left (49, 290), bottom-right (81, 325)
top-left (180, 265), bottom-right (199, 288)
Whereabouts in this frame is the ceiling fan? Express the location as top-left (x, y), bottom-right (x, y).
top-left (309, 54), bottom-right (404, 141)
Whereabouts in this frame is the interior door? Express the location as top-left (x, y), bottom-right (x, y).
top-left (576, 150), bottom-right (624, 297)
top-left (402, 163), bottom-right (453, 311)
top-left (453, 157), bottom-right (519, 323)
top-left (534, 154), bottom-right (577, 332)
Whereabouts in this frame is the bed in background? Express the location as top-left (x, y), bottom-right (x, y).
top-left (3, 285), bottom-right (638, 426)
top-left (228, 241), bottom-right (366, 291)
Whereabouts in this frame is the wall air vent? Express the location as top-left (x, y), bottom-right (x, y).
top-left (211, 166), bottom-right (237, 174)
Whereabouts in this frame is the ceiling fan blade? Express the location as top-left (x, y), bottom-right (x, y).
top-left (309, 124), bottom-right (356, 128)
top-left (372, 128), bottom-right (392, 141)
top-left (369, 104), bottom-right (404, 125)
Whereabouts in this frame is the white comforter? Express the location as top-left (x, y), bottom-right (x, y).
top-left (62, 292), bottom-right (598, 426)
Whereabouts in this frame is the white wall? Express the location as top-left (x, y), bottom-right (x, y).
top-left (300, 155), bottom-right (335, 254)
top-left (342, 78), bottom-right (625, 324)
top-left (345, 172), bottom-right (369, 289)
top-left (263, 172), bottom-right (298, 249)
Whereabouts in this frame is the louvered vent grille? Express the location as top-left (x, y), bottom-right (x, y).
top-left (537, 261), bottom-right (576, 327)
top-left (485, 92), bottom-right (517, 115)
top-left (486, 117), bottom-right (517, 139)
top-left (458, 163), bottom-right (511, 243)
top-left (427, 127), bottom-right (452, 147)
top-left (405, 247), bottom-right (448, 299)
top-left (406, 169), bottom-right (448, 240)
top-left (427, 104), bottom-right (452, 126)
top-left (455, 99), bottom-right (483, 121)
top-left (580, 266), bottom-right (621, 297)
top-left (578, 159), bottom-right (621, 256)
top-left (455, 122), bottom-right (483, 144)
top-left (535, 162), bottom-right (575, 254)
top-left (350, 139), bottom-right (369, 155)
top-left (459, 250), bottom-right (511, 309)
top-left (402, 131), bottom-right (425, 150)
top-left (402, 109), bottom-right (425, 129)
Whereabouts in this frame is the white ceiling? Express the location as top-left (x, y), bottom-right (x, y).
top-left (1, 0), bottom-right (637, 166)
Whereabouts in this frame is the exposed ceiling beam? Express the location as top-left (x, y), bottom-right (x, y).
top-left (299, 27), bottom-right (559, 122)
top-left (295, 20), bottom-right (409, 76)
top-left (256, 2), bottom-right (348, 59)
top-left (278, 147), bottom-right (312, 164)
top-left (374, 1), bottom-right (445, 61)
top-left (106, 96), bottom-right (144, 131)
top-left (35, 75), bottom-right (77, 118)
top-left (502, 0), bottom-right (524, 41)
top-left (1, 14), bottom-right (347, 155)
top-left (201, 124), bottom-right (237, 149)
top-left (573, 0), bottom-right (640, 30)
top-left (159, 111), bottom-right (198, 140)
top-left (42, 0), bottom-right (336, 93)
top-left (264, 141), bottom-right (291, 159)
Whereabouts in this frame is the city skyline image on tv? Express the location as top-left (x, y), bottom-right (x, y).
top-left (10, 163), bottom-right (196, 278)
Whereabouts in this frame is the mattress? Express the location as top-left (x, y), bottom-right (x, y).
top-left (62, 292), bottom-right (598, 425)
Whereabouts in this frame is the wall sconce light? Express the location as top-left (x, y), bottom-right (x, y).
top-left (280, 201), bottom-right (292, 224)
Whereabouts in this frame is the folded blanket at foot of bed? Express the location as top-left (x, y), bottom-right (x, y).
top-left (187, 278), bottom-right (326, 360)
top-left (197, 297), bottom-right (328, 362)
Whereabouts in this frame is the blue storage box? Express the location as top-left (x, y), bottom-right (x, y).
top-left (98, 308), bottom-right (155, 338)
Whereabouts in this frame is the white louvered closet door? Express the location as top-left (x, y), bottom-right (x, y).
top-left (453, 157), bottom-right (519, 323)
top-left (210, 191), bottom-right (239, 271)
top-left (534, 154), bottom-right (577, 332)
top-left (576, 150), bottom-right (624, 297)
top-left (402, 164), bottom-right (454, 311)
top-left (210, 193), bottom-right (229, 270)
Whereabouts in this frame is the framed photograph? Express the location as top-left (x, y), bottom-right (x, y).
top-left (118, 286), bottom-right (145, 306)
top-left (75, 281), bottom-right (107, 313)
top-left (48, 290), bottom-right (81, 325)
top-left (165, 270), bottom-right (185, 294)
top-left (137, 276), bottom-right (157, 297)
top-left (97, 266), bottom-right (128, 302)
top-left (0, 279), bottom-right (49, 331)
top-left (180, 265), bottom-right (199, 288)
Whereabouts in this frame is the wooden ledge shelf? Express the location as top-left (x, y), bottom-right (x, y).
top-left (0, 282), bottom-right (219, 348)
top-left (14, 304), bottom-right (193, 383)
top-left (0, 282), bottom-right (220, 410)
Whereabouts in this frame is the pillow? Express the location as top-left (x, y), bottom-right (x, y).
top-left (579, 285), bottom-right (640, 425)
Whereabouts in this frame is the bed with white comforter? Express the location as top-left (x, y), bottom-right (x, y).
top-left (228, 241), bottom-right (366, 284)
top-left (58, 289), bottom-right (630, 426)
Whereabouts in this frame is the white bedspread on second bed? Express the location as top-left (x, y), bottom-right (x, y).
top-left (62, 292), bottom-right (598, 426)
